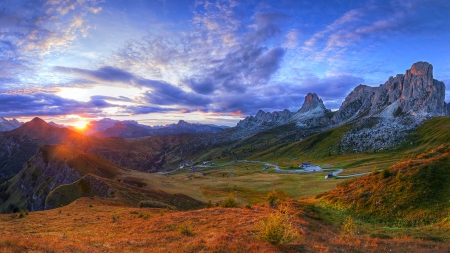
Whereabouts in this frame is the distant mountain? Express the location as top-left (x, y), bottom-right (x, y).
top-left (0, 117), bottom-right (203, 179)
top-left (93, 120), bottom-right (228, 138)
top-left (0, 117), bottom-right (22, 131)
top-left (0, 117), bottom-right (80, 179)
top-left (238, 93), bottom-right (333, 129)
top-left (82, 118), bottom-right (154, 135)
top-left (0, 145), bottom-right (204, 212)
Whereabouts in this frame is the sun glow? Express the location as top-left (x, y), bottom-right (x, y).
top-left (74, 121), bottom-right (87, 129)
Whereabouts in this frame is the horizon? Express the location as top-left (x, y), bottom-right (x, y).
top-left (1, 0), bottom-right (450, 127)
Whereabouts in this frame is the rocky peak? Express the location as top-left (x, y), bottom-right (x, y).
top-left (113, 122), bottom-right (126, 128)
top-left (0, 117), bottom-right (22, 131)
top-left (409, 61), bottom-right (432, 76)
top-left (332, 62), bottom-right (447, 124)
top-left (298, 93), bottom-right (326, 113)
top-left (237, 109), bottom-right (294, 128)
top-left (177, 120), bottom-right (190, 127)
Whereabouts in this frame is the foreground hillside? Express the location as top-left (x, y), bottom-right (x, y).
top-left (321, 143), bottom-right (450, 225)
top-left (0, 145), bottom-right (204, 213)
top-left (1, 197), bottom-right (449, 252)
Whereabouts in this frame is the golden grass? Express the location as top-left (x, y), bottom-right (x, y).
top-left (0, 197), bottom-right (448, 252)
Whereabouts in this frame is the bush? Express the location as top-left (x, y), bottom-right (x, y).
top-left (267, 190), bottom-right (280, 207)
top-left (141, 213), bottom-right (151, 220)
top-left (256, 210), bottom-right (298, 245)
top-left (372, 167), bottom-right (379, 175)
top-left (112, 215), bottom-right (119, 223)
top-left (178, 221), bottom-right (194, 236)
top-left (205, 200), bottom-right (214, 208)
top-left (139, 200), bottom-right (174, 209)
top-left (220, 192), bottom-right (238, 208)
top-left (341, 216), bottom-right (355, 236)
top-left (379, 168), bottom-right (391, 179)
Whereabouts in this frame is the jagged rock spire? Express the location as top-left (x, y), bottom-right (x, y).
top-left (298, 93), bottom-right (326, 113)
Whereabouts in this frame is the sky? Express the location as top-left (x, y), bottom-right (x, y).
top-left (1, 0), bottom-right (450, 127)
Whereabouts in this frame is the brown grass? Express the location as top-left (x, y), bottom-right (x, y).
top-left (0, 197), bottom-right (448, 252)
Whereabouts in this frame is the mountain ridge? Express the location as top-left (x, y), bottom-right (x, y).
top-left (0, 117), bottom-right (22, 131)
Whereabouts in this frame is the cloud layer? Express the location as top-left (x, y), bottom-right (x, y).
top-left (0, 0), bottom-right (449, 124)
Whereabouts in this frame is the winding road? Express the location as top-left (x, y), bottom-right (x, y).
top-left (158, 159), bottom-right (371, 179)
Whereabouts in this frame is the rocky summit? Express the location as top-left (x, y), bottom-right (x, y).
top-left (332, 61), bottom-right (447, 124)
top-left (236, 62), bottom-right (448, 152)
top-left (297, 93), bottom-right (327, 114)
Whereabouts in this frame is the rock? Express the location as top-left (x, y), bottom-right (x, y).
top-left (331, 62), bottom-right (447, 124)
top-left (298, 93), bottom-right (326, 113)
top-left (0, 117), bottom-right (22, 131)
top-left (331, 85), bottom-right (377, 124)
top-left (237, 109), bottom-right (294, 128)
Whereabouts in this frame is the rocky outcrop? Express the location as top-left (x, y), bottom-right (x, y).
top-left (332, 62), bottom-right (447, 124)
top-left (292, 93), bottom-right (332, 127)
top-left (331, 85), bottom-right (377, 124)
top-left (237, 109), bottom-right (294, 128)
top-left (0, 117), bottom-right (22, 131)
top-left (298, 93), bottom-right (327, 113)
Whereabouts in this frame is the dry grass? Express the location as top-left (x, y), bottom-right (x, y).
top-left (1, 197), bottom-right (449, 252)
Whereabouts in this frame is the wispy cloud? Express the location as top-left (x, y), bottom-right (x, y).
top-left (301, 0), bottom-right (450, 63)
top-left (0, 92), bottom-right (110, 117)
top-left (54, 65), bottom-right (212, 108)
top-left (0, 0), bottom-right (102, 87)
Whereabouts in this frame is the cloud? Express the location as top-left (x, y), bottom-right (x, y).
top-left (54, 66), bottom-right (135, 84)
top-left (55, 65), bottom-right (212, 108)
top-left (0, 92), bottom-right (111, 117)
top-left (0, 0), bottom-right (102, 88)
top-left (302, 0), bottom-right (450, 62)
top-left (295, 74), bottom-right (365, 99)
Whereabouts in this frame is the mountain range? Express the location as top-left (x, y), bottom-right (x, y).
top-left (0, 117), bottom-right (22, 131)
top-left (93, 120), bottom-right (228, 138)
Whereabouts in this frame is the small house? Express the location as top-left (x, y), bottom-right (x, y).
top-left (300, 162), bottom-right (311, 168)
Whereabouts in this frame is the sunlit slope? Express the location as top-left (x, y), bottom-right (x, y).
top-left (0, 145), bottom-right (204, 213)
top-left (396, 116), bottom-right (450, 153)
top-left (321, 145), bottom-right (450, 225)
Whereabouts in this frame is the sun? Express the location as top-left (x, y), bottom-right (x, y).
top-left (74, 121), bottom-right (87, 130)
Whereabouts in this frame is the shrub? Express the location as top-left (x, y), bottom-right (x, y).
top-left (267, 190), bottom-right (280, 207)
top-left (138, 213), bottom-right (150, 220)
top-left (112, 215), bottom-right (119, 223)
top-left (256, 208), bottom-right (298, 245)
top-left (205, 200), bottom-right (214, 208)
top-left (372, 166), bottom-right (378, 175)
top-left (139, 200), bottom-right (174, 209)
top-left (379, 168), bottom-right (391, 179)
top-left (341, 216), bottom-right (355, 236)
top-left (178, 221), bottom-right (194, 236)
top-left (220, 192), bottom-right (238, 208)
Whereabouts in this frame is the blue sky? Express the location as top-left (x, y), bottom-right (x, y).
top-left (1, 0), bottom-right (450, 126)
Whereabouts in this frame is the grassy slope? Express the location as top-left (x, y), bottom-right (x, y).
top-left (0, 197), bottom-right (449, 252)
top-left (0, 145), bottom-right (204, 213)
top-left (320, 144), bottom-right (450, 225)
